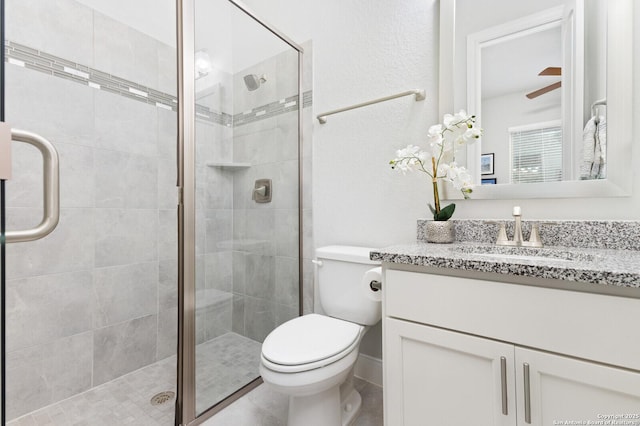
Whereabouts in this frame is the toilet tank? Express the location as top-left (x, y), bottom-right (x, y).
top-left (316, 245), bottom-right (381, 326)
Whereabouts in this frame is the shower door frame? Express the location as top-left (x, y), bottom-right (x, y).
top-left (175, 1), bottom-right (305, 424)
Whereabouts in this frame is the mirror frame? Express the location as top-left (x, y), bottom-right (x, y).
top-left (439, 0), bottom-right (633, 200)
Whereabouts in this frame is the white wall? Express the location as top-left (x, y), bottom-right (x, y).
top-left (240, 0), bottom-right (640, 360)
top-left (241, 0), bottom-right (439, 248)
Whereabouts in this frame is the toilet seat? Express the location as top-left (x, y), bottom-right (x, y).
top-left (261, 314), bottom-right (363, 374)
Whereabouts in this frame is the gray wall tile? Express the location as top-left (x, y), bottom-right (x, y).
top-left (274, 256), bottom-right (299, 307)
top-left (302, 154), bottom-right (313, 210)
top-left (205, 209), bottom-right (233, 253)
top-left (196, 254), bottom-right (206, 291)
top-left (275, 303), bottom-right (298, 328)
top-left (244, 254), bottom-right (275, 300)
top-left (232, 295), bottom-right (245, 335)
top-left (233, 251), bottom-right (247, 295)
top-left (201, 298), bottom-right (233, 342)
top-left (93, 12), bottom-right (159, 90)
top-left (273, 160), bottom-right (299, 210)
top-left (93, 262), bottom-right (158, 328)
top-left (6, 270), bottom-right (93, 352)
top-left (5, 67), bottom-right (95, 147)
top-left (5, 346), bottom-right (49, 420)
top-left (157, 42), bottom-right (177, 96)
top-left (276, 49), bottom-right (299, 100)
top-left (303, 209), bottom-right (314, 260)
top-left (157, 307), bottom-right (177, 361)
top-left (6, 208), bottom-right (95, 279)
top-left (206, 167), bottom-right (233, 210)
top-left (93, 315), bottom-right (157, 385)
top-left (159, 209), bottom-right (178, 261)
top-left (157, 108), bottom-right (178, 159)
top-left (94, 149), bottom-right (158, 208)
top-left (95, 209), bottom-right (158, 268)
top-left (5, 0), bottom-right (94, 66)
top-left (233, 128), bottom-right (277, 166)
top-left (57, 143), bottom-right (95, 208)
top-left (302, 259), bottom-right (314, 315)
top-left (244, 297), bottom-right (275, 343)
top-left (6, 141), bottom-right (95, 209)
top-left (275, 209), bottom-right (299, 258)
top-left (205, 252), bottom-right (233, 292)
top-left (195, 207), bottom-right (207, 255)
top-left (244, 209), bottom-right (275, 255)
top-left (42, 332), bottom-right (93, 405)
top-left (212, 127), bottom-right (234, 164)
top-left (275, 111), bottom-right (299, 162)
top-left (302, 108), bottom-right (313, 158)
top-left (195, 121), bottom-right (215, 166)
top-left (233, 116), bottom-right (273, 138)
top-left (158, 156), bottom-right (178, 209)
top-left (159, 259), bottom-right (178, 311)
top-left (94, 90), bottom-right (158, 157)
top-left (6, 332), bottom-right (93, 421)
top-left (4, 141), bottom-right (42, 209)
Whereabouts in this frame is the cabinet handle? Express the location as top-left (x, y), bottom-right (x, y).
top-left (500, 356), bottom-right (508, 415)
top-left (523, 363), bottom-right (531, 424)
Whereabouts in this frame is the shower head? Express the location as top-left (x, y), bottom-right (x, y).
top-left (243, 74), bottom-right (267, 91)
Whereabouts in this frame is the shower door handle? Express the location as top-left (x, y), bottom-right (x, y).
top-left (1, 125), bottom-right (60, 243)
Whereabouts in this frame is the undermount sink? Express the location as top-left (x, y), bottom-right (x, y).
top-left (449, 245), bottom-right (595, 263)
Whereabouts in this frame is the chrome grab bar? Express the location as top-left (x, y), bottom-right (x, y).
top-left (3, 128), bottom-right (60, 243)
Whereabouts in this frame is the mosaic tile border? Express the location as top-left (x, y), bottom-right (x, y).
top-left (233, 91), bottom-right (313, 127)
top-left (4, 40), bottom-right (311, 127)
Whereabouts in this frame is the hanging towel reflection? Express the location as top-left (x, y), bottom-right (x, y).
top-left (580, 115), bottom-right (606, 180)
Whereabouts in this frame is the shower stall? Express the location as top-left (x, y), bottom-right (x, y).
top-left (0, 0), bottom-right (308, 424)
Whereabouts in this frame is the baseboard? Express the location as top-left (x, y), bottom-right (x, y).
top-left (354, 353), bottom-right (382, 387)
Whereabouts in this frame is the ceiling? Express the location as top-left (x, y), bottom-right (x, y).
top-left (481, 25), bottom-right (562, 100)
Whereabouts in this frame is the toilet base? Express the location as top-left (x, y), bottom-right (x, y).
top-left (340, 386), bottom-right (362, 426)
top-left (286, 384), bottom-right (362, 426)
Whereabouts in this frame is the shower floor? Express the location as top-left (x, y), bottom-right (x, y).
top-left (7, 332), bottom-right (262, 426)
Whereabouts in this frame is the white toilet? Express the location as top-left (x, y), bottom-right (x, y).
top-left (259, 245), bottom-right (382, 426)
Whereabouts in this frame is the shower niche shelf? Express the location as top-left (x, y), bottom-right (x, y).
top-left (206, 162), bottom-right (251, 170)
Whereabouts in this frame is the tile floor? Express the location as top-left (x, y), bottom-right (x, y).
top-left (7, 331), bottom-right (383, 426)
top-left (201, 378), bottom-right (383, 426)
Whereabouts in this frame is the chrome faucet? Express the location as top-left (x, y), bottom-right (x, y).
top-left (494, 206), bottom-right (543, 248)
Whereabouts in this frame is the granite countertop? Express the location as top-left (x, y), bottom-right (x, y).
top-left (370, 242), bottom-right (640, 289)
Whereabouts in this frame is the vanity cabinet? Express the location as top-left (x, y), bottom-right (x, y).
top-left (385, 318), bottom-right (516, 425)
top-left (383, 269), bottom-right (640, 426)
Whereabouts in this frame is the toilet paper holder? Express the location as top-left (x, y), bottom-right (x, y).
top-left (370, 280), bottom-right (382, 292)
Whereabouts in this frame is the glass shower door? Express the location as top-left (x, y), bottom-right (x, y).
top-left (186, 0), bottom-right (304, 419)
top-left (1, 1), bottom-right (178, 424)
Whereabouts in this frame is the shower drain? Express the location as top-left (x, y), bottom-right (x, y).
top-left (150, 391), bottom-right (176, 406)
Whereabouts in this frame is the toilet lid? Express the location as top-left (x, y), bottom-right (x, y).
top-left (262, 314), bottom-right (361, 366)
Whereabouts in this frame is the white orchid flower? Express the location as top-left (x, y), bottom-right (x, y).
top-left (390, 111), bottom-right (482, 218)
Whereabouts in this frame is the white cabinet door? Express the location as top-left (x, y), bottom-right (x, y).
top-left (515, 347), bottom-right (640, 426)
top-left (384, 318), bottom-right (517, 426)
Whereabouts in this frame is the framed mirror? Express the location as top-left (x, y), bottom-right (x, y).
top-left (439, 0), bottom-right (632, 199)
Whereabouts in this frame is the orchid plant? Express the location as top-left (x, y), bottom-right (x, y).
top-left (390, 110), bottom-right (482, 221)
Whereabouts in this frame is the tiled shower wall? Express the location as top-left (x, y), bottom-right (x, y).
top-left (230, 44), bottom-right (314, 342)
top-left (3, 0), bottom-right (313, 419)
top-left (3, 0), bottom-right (178, 419)
top-left (196, 43), bottom-right (314, 344)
